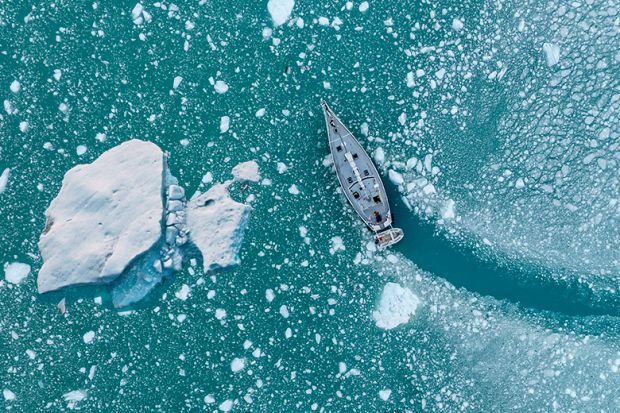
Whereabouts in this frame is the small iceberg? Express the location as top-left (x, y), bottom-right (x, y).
top-left (37, 139), bottom-right (257, 307)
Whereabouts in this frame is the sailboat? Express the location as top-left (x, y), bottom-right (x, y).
top-left (321, 100), bottom-right (404, 248)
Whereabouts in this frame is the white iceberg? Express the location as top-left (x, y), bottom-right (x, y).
top-left (37, 139), bottom-right (256, 307)
top-left (3, 262), bottom-right (30, 285)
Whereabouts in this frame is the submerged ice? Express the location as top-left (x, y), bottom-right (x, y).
top-left (37, 140), bottom-right (257, 307)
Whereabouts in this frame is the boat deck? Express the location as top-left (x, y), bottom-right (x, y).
top-left (322, 102), bottom-right (391, 232)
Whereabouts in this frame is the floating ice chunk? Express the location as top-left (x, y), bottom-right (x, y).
top-left (318, 17), bottom-right (329, 26)
top-left (441, 199), bottom-right (456, 220)
top-left (288, 184), bottom-right (300, 195)
top-left (398, 112), bottom-right (406, 125)
top-left (379, 389), bottom-right (392, 401)
top-left (372, 282), bottom-right (420, 330)
top-left (265, 288), bottom-right (275, 302)
top-left (215, 308), bottom-right (226, 320)
top-left (515, 178), bottom-right (525, 189)
top-left (186, 183), bottom-right (252, 273)
top-left (76, 145), bottom-right (87, 156)
top-left (276, 162), bottom-right (288, 174)
top-left (219, 399), bottom-right (233, 412)
top-left (359, 1), bottom-right (369, 12)
top-left (279, 304), bottom-right (290, 318)
top-left (83, 331), bottom-right (95, 344)
top-left (0, 168), bottom-right (10, 193)
top-left (543, 43), bottom-right (560, 66)
top-left (175, 284), bottom-right (191, 301)
top-left (374, 147), bottom-right (385, 165)
top-left (452, 18), bottom-right (464, 31)
top-left (231, 357), bottom-right (246, 372)
top-left (255, 108), bottom-right (266, 117)
top-left (63, 390), bottom-right (87, 409)
top-left (131, 3), bottom-right (151, 25)
top-left (3, 262), bottom-right (30, 285)
top-left (10, 80), bottom-right (20, 93)
top-left (38, 140), bottom-right (165, 293)
top-left (173, 76), bottom-right (183, 89)
top-left (53, 69), bottom-right (62, 81)
top-left (232, 161), bottom-right (260, 183)
top-left (3, 389), bottom-right (16, 401)
top-left (214, 80), bottom-right (229, 94)
top-left (19, 121), bottom-right (28, 133)
top-left (422, 183), bottom-right (436, 195)
top-left (406, 71), bottom-right (415, 88)
top-left (267, 0), bottom-right (294, 27)
top-left (388, 170), bottom-right (404, 186)
top-left (329, 236), bottom-right (345, 255)
top-left (220, 116), bottom-right (230, 133)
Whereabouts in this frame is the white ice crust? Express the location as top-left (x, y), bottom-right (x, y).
top-left (38, 140), bottom-right (164, 293)
top-left (372, 282), bottom-right (420, 329)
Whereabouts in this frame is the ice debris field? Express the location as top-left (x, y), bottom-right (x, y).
top-left (1, 0), bottom-right (619, 411)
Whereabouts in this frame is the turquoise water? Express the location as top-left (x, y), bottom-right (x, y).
top-left (1, 0), bottom-right (620, 411)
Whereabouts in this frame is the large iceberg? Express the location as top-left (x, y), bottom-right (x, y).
top-left (37, 139), bottom-right (256, 307)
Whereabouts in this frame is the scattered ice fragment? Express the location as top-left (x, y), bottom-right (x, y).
top-left (204, 395), bottom-right (215, 404)
top-left (95, 132), bottom-right (106, 142)
top-left (214, 80), bottom-right (229, 94)
top-left (76, 145), bottom-right (87, 156)
top-left (0, 168), bottom-right (10, 193)
top-left (276, 162), bottom-right (288, 174)
top-left (288, 184), bottom-right (300, 195)
top-left (3, 262), bottom-right (30, 285)
top-left (318, 17), bottom-right (329, 26)
top-left (441, 199), bottom-right (456, 220)
top-left (83, 331), bottom-right (95, 344)
top-left (359, 1), bottom-right (369, 12)
top-left (57, 298), bottom-right (66, 314)
top-left (372, 282), bottom-right (420, 330)
top-left (215, 308), bottom-right (226, 320)
top-left (173, 76), bottom-right (183, 89)
top-left (219, 399), bottom-right (233, 412)
top-left (19, 121), bottom-right (29, 133)
top-left (265, 289), bottom-right (275, 302)
top-left (3, 389), bottom-right (16, 401)
top-left (267, 0), bottom-right (294, 27)
top-left (175, 284), bottom-right (191, 301)
top-left (231, 357), bottom-right (246, 372)
top-left (452, 18), bottom-right (464, 31)
top-left (379, 389), bottom-right (392, 401)
top-left (329, 236), bottom-right (345, 255)
top-left (220, 116), bottom-right (230, 133)
top-left (53, 69), bottom-right (62, 81)
top-left (10, 80), bottom-right (20, 93)
top-left (543, 43), bottom-right (560, 66)
top-left (232, 161), bottom-right (260, 183)
top-left (398, 112), bottom-right (406, 125)
top-left (515, 178), bottom-right (525, 189)
top-left (388, 170), bottom-right (404, 186)
top-left (255, 108), bottom-right (266, 117)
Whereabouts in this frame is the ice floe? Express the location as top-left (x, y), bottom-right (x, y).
top-left (187, 183), bottom-right (252, 273)
top-left (3, 262), bottom-right (30, 285)
top-left (37, 140), bottom-right (257, 307)
top-left (372, 282), bottom-right (420, 330)
top-left (267, 0), bottom-right (294, 27)
top-left (0, 168), bottom-right (10, 193)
